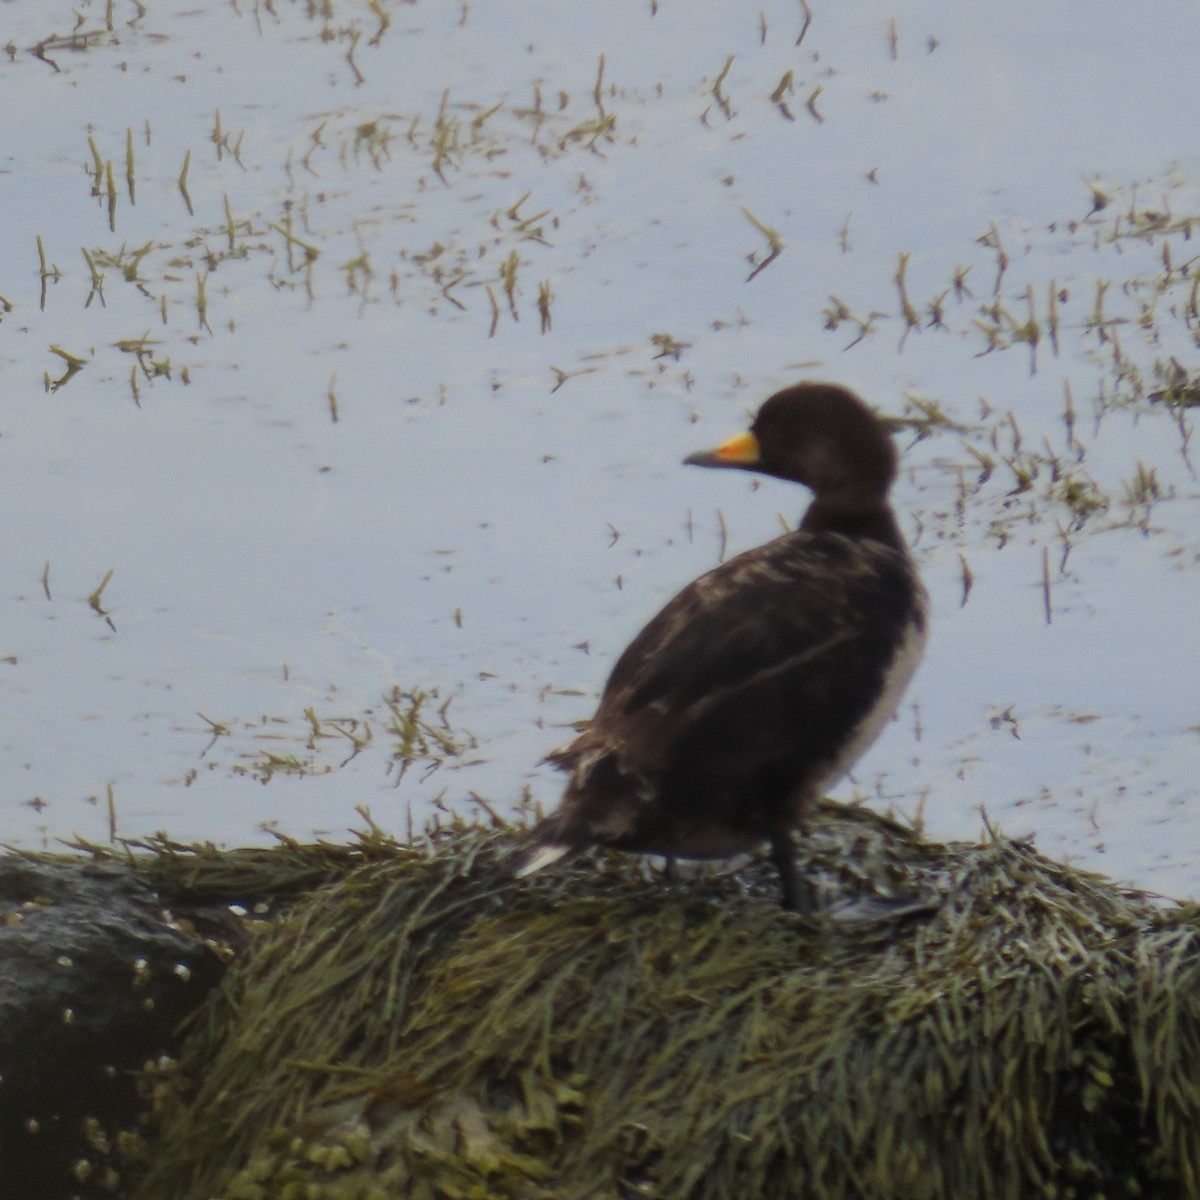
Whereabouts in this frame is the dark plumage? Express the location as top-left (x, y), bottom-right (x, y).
top-left (518, 382), bottom-right (928, 912)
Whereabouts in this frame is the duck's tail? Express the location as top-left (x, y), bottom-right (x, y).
top-left (513, 840), bottom-right (574, 879)
top-left (510, 810), bottom-right (583, 879)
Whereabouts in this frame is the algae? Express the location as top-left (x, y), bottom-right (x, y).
top-left (126, 805), bottom-right (1200, 1200)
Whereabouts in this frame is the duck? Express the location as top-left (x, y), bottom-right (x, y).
top-left (517, 382), bottom-right (928, 913)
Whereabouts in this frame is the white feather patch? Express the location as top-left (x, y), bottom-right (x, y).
top-left (514, 842), bottom-right (573, 878)
top-left (825, 610), bottom-right (928, 787)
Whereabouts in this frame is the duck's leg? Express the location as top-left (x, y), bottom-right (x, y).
top-left (769, 831), bottom-right (814, 914)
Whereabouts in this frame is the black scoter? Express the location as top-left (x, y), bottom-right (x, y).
top-left (518, 382), bottom-right (928, 912)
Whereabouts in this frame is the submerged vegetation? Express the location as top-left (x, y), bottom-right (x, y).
top-left (208, 685), bottom-right (474, 789)
top-left (829, 180), bottom-right (1200, 560)
top-left (116, 807), bottom-right (1200, 1200)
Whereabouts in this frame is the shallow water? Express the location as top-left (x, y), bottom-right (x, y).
top-left (2, 0), bottom-right (1197, 898)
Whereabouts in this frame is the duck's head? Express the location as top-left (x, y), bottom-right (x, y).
top-left (684, 383), bottom-right (898, 509)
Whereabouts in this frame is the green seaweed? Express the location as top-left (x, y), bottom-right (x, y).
top-left (121, 805), bottom-right (1200, 1200)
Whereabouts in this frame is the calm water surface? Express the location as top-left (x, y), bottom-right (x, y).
top-left (2, 0), bottom-right (1198, 897)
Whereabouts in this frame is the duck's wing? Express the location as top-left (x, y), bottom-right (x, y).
top-left (601, 533), bottom-right (920, 730)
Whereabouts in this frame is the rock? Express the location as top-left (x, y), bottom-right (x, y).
top-left (0, 855), bottom-right (240, 1199)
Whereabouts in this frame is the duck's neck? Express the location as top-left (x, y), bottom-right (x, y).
top-left (800, 498), bottom-right (906, 551)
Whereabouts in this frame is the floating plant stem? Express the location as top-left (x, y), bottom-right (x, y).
top-left (712, 55), bottom-right (734, 120)
top-left (196, 271), bottom-right (211, 334)
top-left (895, 252), bottom-right (921, 344)
top-left (36, 235), bottom-right (61, 312)
top-left (345, 28), bottom-right (364, 86)
top-left (223, 195), bottom-right (237, 252)
top-left (105, 159), bottom-right (117, 232)
top-left (742, 206), bottom-right (784, 281)
top-left (48, 344), bottom-right (87, 391)
top-left (592, 54), bottom-right (607, 119)
top-left (958, 554), bottom-right (974, 607)
top-left (367, 0), bottom-right (391, 46)
top-left (805, 85), bottom-right (824, 123)
top-left (771, 70), bottom-right (795, 121)
top-left (1041, 546), bottom-right (1052, 625)
top-left (485, 284), bottom-right (500, 337)
top-left (499, 249), bottom-right (520, 320)
top-left (125, 127), bottom-right (135, 204)
top-left (269, 218), bottom-right (321, 268)
top-left (796, 0), bottom-right (813, 46)
top-left (86, 135), bottom-right (104, 194)
top-left (178, 149), bottom-right (193, 215)
top-left (89, 568), bottom-right (116, 631)
top-left (1046, 278), bottom-right (1060, 356)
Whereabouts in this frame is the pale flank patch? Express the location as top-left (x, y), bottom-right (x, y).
top-left (825, 601), bottom-right (928, 789)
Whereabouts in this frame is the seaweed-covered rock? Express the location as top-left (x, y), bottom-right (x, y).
top-left (0, 855), bottom-right (240, 1199)
top-left (129, 806), bottom-right (1200, 1200)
